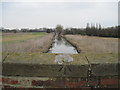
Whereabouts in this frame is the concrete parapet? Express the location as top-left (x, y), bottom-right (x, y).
top-left (3, 63), bottom-right (89, 77)
top-left (2, 62), bottom-right (118, 77)
top-left (2, 52), bottom-right (119, 88)
top-left (91, 63), bottom-right (119, 76)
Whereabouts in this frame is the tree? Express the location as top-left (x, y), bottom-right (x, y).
top-left (55, 24), bottom-right (63, 36)
top-left (46, 29), bottom-right (51, 33)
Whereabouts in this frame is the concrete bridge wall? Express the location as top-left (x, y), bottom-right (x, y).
top-left (2, 62), bottom-right (119, 88)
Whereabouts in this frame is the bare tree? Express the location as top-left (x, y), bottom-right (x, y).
top-left (55, 24), bottom-right (63, 36)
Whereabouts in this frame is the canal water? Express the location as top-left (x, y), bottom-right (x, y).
top-left (48, 35), bottom-right (78, 54)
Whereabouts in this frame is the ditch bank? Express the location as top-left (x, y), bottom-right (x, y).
top-left (62, 35), bottom-right (81, 53)
top-left (44, 33), bottom-right (56, 53)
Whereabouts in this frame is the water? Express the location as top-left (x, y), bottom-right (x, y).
top-left (48, 35), bottom-right (78, 54)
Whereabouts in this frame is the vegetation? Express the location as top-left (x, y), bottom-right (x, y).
top-left (65, 35), bottom-right (118, 54)
top-left (3, 52), bottom-right (56, 64)
top-left (1, 24), bottom-right (118, 64)
top-left (1, 24), bottom-right (119, 38)
top-left (2, 32), bottom-right (54, 53)
top-left (55, 24), bottom-right (63, 36)
top-left (64, 34), bottom-right (118, 64)
top-left (2, 50), bottom-right (118, 64)
top-left (0, 27), bottom-right (54, 33)
top-left (63, 24), bottom-right (119, 38)
top-left (71, 52), bottom-right (118, 64)
top-left (2, 32), bottom-right (47, 43)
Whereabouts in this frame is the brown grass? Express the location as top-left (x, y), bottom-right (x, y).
top-left (3, 34), bottom-right (54, 53)
top-left (65, 35), bottom-right (118, 54)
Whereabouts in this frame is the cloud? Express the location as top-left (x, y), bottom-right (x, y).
top-left (2, 2), bottom-right (118, 29)
top-left (1, 0), bottom-right (119, 2)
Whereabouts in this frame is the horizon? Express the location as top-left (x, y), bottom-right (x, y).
top-left (1, 24), bottom-right (118, 30)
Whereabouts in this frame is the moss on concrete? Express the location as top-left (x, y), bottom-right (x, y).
top-left (71, 54), bottom-right (88, 65)
top-left (3, 52), bottom-right (57, 64)
top-left (2, 51), bottom-right (118, 65)
top-left (70, 53), bottom-right (118, 65)
top-left (83, 53), bottom-right (118, 64)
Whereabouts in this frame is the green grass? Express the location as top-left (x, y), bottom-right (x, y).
top-left (2, 32), bottom-right (47, 44)
top-left (31, 32), bottom-right (47, 35)
top-left (2, 52), bottom-right (57, 64)
top-left (2, 52), bottom-right (118, 64)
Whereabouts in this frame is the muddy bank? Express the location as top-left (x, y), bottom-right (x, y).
top-left (62, 35), bottom-right (81, 53)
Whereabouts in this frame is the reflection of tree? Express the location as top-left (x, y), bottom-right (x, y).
top-left (64, 41), bottom-right (71, 46)
top-left (56, 35), bottom-right (61, 40)
top-left (56, 35), bottom-right (63, 45)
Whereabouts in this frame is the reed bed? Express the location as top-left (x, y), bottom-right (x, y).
top-left (65, 35), bottom-right (118, 54)
top-left (2, 33), bottom-right (54, 53)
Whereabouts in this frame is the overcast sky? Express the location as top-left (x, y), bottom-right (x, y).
top-left (0, 0), bottom-right (119, 29)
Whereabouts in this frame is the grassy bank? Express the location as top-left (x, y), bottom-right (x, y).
top-left (65, 35), bottom-right (118, 54)
top-left (2, 32), bottom-right (54, 53)
top-left (64, 35), bottom-right (118, 63)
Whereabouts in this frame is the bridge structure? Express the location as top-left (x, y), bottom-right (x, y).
top-left (1, 53), bottom-right (119, 88)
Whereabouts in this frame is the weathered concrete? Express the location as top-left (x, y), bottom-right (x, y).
top-left (2, 52), bottom-right (119, 77)
top-left (91, 63), bottom-right (119, 76)
top-left (3, 63), bottom-right (89, 77)
top-left (2, 62), bottom-right (119, 77)
top-left (2, 52), bottom-right (119, 88)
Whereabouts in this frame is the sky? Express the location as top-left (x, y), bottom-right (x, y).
top-left (0, 0), bottom-right (119, 29)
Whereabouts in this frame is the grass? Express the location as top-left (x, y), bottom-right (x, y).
top-left (2, 51), bottom-right (118, 64)
top-left (2, 32), bottom-right (47, 44)
top-left (2, 32), bottom-right (54, 53)
top-left (1, 33), bottom-right (118, 65)
top-left (3, 52), bottom-right (57, 64)
top-left (65, 35), bottom-right (118, 54)
top-left (65, 35), bottom-right (118, 64)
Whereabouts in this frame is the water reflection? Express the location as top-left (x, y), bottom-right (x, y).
top-left (48, 35), bottom-right (78, 54)
top-left (56, 35), bottom-right (62, 45)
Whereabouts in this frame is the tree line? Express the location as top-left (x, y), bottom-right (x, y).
top-left (1, 23), bottom-right (119, 38)
top-left (63, 24), bottom-right (119, 38)
top-left (0, 27), bottom-right (54, 33)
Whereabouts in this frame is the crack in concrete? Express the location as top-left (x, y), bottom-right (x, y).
top-left (85, 56), bottom-right (92, 87)
top-left (55, 54), bottom-right (73, 75)
top-left (85, 56), bottom-right (92, 76)
top-left (85, 56), bottom-right (101, 88)
top-left (2, 53), bottom-right (10, 63)
top-left (58, 65), bottom-right (72, 76)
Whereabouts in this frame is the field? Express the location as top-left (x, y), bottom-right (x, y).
top-left (65, 35), bottom-right (118, 63)
top-left (1, 33), bottom-right (118, 64)
top-left (2, 32), bottom-right (47, 43)
top-left (2, 32), bottom-right (54, 53)
top-left (65, 35), bottom-right (118, 54)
